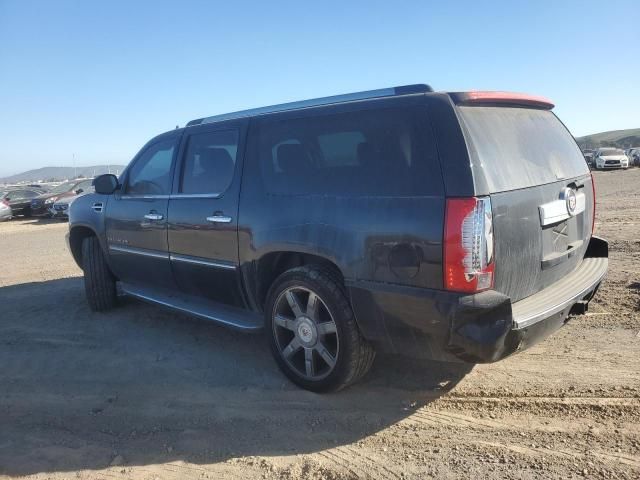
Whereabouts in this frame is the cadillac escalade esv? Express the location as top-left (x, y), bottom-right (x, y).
top-left (67, 84), bottom-right (608, 392)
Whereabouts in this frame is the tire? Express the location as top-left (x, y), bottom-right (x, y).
top-left (265, 265), bottom-right (375, 392)
top-left (81, 236), bottom-right (117, 312)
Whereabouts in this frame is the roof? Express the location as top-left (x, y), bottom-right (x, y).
top-left (186, 84), bottom-right (433, 127)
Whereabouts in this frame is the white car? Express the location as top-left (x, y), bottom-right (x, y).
top-left (0, 199), bottom-right (12, 221)
top-left (593, 148), bottom-right (629, 170)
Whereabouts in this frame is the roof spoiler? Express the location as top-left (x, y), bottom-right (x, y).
top-left (449, 91), bottom-right (555, 110)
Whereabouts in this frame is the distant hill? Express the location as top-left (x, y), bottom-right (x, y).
top-left (576, 128), bottom-right (640, 150)
top-left (0, 165), bottom-right (126, 185)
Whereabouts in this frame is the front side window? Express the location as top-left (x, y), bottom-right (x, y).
top-left (125, 138), bottom-right (176, 195)
top-left (23, 190), bottom-right (40, 199)
top-left (50, 182), bottom-right (74, 194)
top-left (257, 106), bottom-right (440, 196)
top-left (180, 130), bottom-right (238, 194)
top-left (8, 190), bottom-right (27, 200)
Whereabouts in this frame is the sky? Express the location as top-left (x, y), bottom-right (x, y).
top-left (0, 0), bottom-right (638, 177)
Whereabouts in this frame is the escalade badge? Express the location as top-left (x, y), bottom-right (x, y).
top-left (564, 188), bottom-right (577, 215)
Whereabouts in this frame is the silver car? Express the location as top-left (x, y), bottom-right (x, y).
top-left (51, 192), bottom-right (85, 219)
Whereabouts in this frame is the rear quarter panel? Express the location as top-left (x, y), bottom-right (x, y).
top-left (238, 96), bottom-right (446, 310)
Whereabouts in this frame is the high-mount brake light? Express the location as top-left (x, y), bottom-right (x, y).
top-left (451, 91), bottom-right (555, 110)
top-left (444, 197), bottom-right (495, 293)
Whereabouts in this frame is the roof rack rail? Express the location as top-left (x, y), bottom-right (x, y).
top-left (187, 84), bottom-right (433, 127)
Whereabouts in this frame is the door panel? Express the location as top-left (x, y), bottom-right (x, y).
top-left (106, 197), bottom-right (175, 289)
top-left (104, 135), bottom-right (179, 290)
top-left (167, 122), bottom-right (246, 307)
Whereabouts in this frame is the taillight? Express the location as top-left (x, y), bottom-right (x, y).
top-left (590, 172), bottom-right (596, 234)
top-left (444, 197), bottom-right (495, 293)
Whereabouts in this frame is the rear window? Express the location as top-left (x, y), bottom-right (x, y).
top-left (458, 107), bottom-right (589, 192)
top-left (256, 106), bottom-right (441, 196)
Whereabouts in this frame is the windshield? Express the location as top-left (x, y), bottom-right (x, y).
top-left (49, 182), bottom-right (75, 194)
top-left (599, 149), bottom-right (623, 156)
top-left (457, 106), bottom-right (589, 192)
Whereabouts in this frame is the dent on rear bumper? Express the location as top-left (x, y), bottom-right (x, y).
top-left (348, 236), bottom-right (609, 364)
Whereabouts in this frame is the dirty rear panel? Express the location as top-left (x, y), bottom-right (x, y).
top-left (456, 105), bottom-right (593, 302)
top-left (490, 176), bottom-right (593, 301)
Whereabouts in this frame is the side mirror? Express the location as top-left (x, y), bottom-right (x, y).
top-left (93, 174), bottom-right (119, 195)
top-left (5, 197), bottom-right (10, 202)
top-left (75, 188), bottom-right (84, 194)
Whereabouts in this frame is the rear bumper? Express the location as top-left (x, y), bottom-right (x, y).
top-left (348, 236), bottom-right (608, 363)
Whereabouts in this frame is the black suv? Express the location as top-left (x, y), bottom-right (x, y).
top-left (67, 85), bottom-right (608, 392)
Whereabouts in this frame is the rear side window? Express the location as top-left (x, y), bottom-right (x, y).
top-left (180, 129), bottom-right (238, 194)
top-left (256, 106), bottom-right (441, 196)
top-left (458, 107), bottom-right (589, 192)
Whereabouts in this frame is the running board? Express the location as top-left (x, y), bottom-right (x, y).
top-left (119, 283), bottom-right (263, 332)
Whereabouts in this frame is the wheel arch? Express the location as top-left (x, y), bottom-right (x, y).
top-left (69, 224), bottom-right (99, 269)
top-left (249, 250), bottom-right (345, 312)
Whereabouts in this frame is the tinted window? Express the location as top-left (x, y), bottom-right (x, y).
top-left (126, 138), bottom-right (176, 195)
top-left (7, 190), bottom-right (27, 200)
top-left (257, 106), bottom-right (440, 196)
top-left (50, 182), bottom-right (75, 194)
top-left (74, 179), bottom-right (94, 192)
top-left (457, 107), bottom-right (589, 192)
top-left (180, 130), bottom-right (238, 194)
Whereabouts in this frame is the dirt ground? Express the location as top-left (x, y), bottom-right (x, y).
top-left (0, 170), bottom-right (638, 480)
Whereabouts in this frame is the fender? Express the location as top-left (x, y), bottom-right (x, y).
top-left (67, 193), bottom-right (111, 269)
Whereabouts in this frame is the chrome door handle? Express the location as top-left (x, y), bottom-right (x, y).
top-left (206, 215), bottom-right (232, 223)
top-left (144, 213), bottom-right (164, 221)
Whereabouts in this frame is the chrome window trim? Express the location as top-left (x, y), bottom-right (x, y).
top-left (169, 253), bottom-right (236, 270)
top-left (108, 244), bottom-right (169, 259)
top-left (170, 193), bottom-right (223, 199)
top-left (118, 193), bottom-right (222, 200)
top-left (119, 194), bottom-right (171, 200)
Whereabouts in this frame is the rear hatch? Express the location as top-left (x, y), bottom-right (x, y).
top-left (455, 101), bottom-right (593, 302)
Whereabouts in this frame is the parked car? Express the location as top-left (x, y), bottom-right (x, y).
top-left (0, 198), bottom-right (12, 221)
top-left (593, 148), bottom-right (629, 170)
top-left (583, 151), bottom-right (594, 167)
top-left (627, 147), bottom-right (640, 166)
top-left (67, 85), bottom-right (608, 392)
top-left (0, 188), bottom-right (42, 216)
top-left (31, 178), bottom-right (94, 216)
top-left (51, 187), bottom-right (94, 219)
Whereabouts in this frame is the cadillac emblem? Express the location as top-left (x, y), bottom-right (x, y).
top-left (564, 188), bottom-right (577, 215)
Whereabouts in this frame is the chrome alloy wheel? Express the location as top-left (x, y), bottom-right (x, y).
top-left (272, 286), bottom-right (339, 381)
